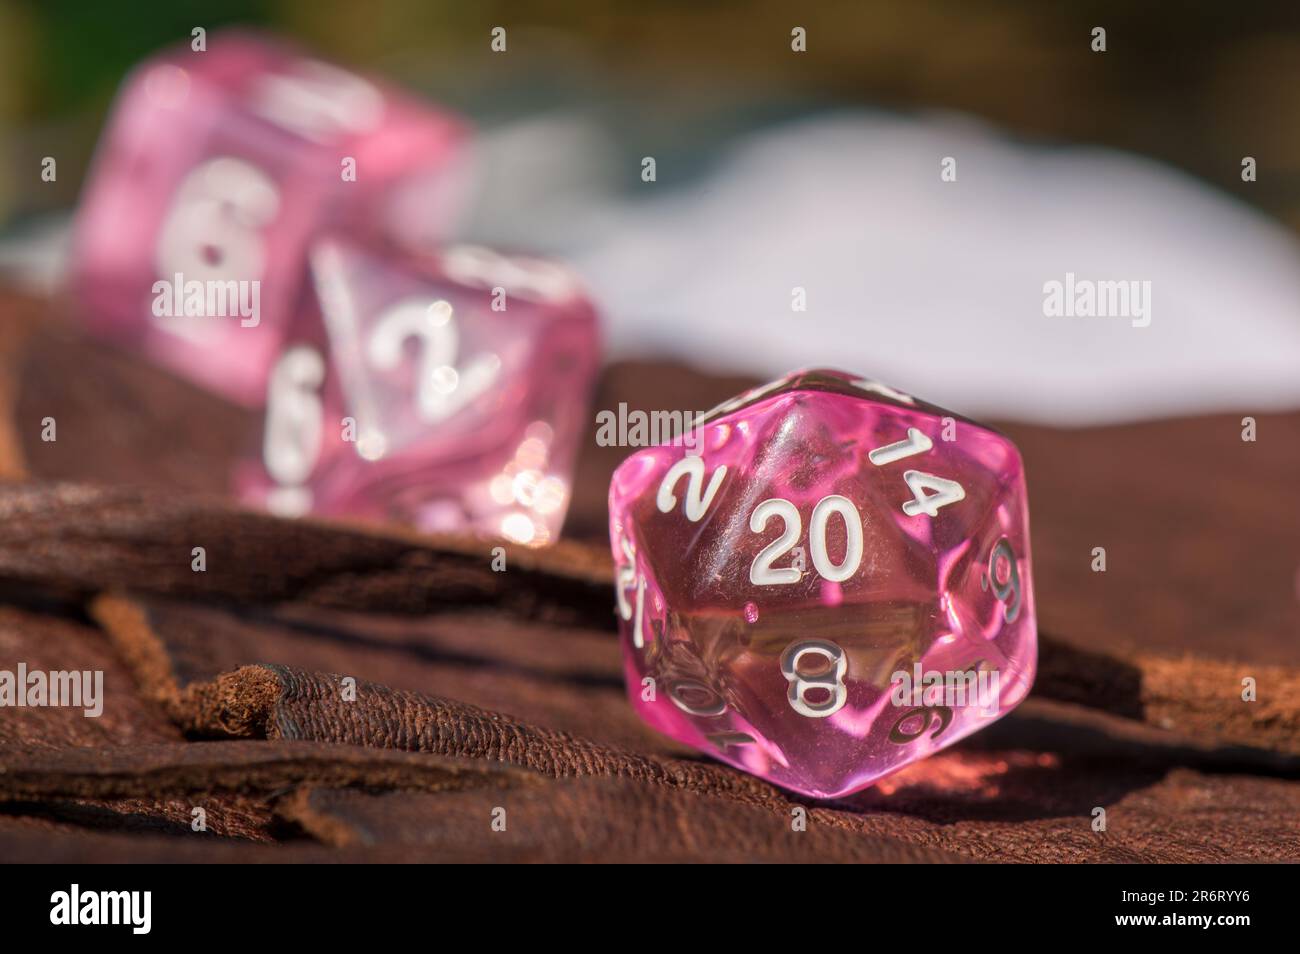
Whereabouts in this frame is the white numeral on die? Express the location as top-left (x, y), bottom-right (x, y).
top-left (982, 537), bottom-right (1022, 623)
top-left (901, 470), bottom-right (966, 517)
top-left (867, 426), bottom-right (965, 519)
top-left (616, 534), bottom-right (648, 649)
top-left (808, 495), bottom-right (863, 582)
top-left (867, 427), bottom-right (932, 465)
top-left (781, 639), bottom-right (848, 718)
top-left (749, 495), bottom-right (864, 586)
top-left (657, 456), bottom-right (727, 522)
top-left (748, 498), bottom-right (804, 585)
top-left (262, 345), bottom-right (326, 516)
top-left (154, 156), bottom-right (280, 303)
top-left (367, 297), bottom-right (501, 425)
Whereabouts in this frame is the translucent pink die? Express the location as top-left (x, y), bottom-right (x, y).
top-left (609, 369), bottom-right (1036, 798)
top-left (72, 31), bottom-right (465, 406)
top-left (234, 238), bottom-right (600, 546)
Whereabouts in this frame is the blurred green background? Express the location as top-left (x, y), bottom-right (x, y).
top-left (3, 0), bottom-right (1299, 233)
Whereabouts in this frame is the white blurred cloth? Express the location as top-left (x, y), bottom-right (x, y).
top-left (462, 111), bottom-right (1300, 424)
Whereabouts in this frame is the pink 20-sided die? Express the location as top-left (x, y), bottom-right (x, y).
top-left (234, 237), bottom-right (601, 546)
top-left (71, 31), bottom-right (465, 406)
top-left (609, 369), bottom-right (1036, 798)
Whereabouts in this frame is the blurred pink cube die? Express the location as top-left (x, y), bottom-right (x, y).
top-left (609, 370), bottom-right (1037, 798)
top-left (237, 238), bottom-right (600, 545)
top-left (72, 31), bottom-right (466, 405)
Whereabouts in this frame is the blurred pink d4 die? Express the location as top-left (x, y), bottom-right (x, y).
top-left (72, 31), bottom-right (466, 405)
top-left (609, 370), bottom-right (1036, 798)
top-left (235, 238), bottom-right (600, 545)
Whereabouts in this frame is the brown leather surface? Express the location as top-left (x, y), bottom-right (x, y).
top-left (0, 604), bottom-right (180, 753)
top-left (0, 739), bottom-right (533, 801)
top-left (0, 483), bottom-right (612, 625)
top-left (1, 294), bottom-right (1297, 862)
top-left (276, 784), bottom-right (969, 862)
